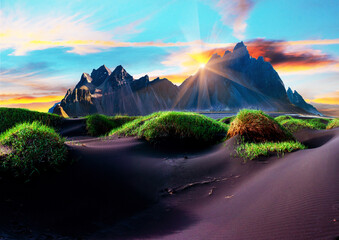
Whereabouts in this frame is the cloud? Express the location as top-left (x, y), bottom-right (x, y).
top-left (306, 91), bottom-right (339, 105)
top-left (0, 9), bottom-right (151, 55)
top-left (0, 95), bottom-right (64, 105)
top-left (0, 94), bottom-right (64, 113)
top-left (1, 101), bottom-right (61, 113)
top-left (245, 39), bottom-right (338, 72)
top-left (2, 6), bottom-right (338, 57)
top-left (0, 67), bottom-right (71, 97)
top-left (304, 91), bottom-right (339, 117)
top-left (160, 38), bottom-right (339, 83)
top-left (0, 9), bottom-right (113, 55)
top-left (308, 103), bottom-right (339, 117)
top-left (209, 0), bottom-right (255, 39)
top-left (111, 16), bottom-right (150, 41)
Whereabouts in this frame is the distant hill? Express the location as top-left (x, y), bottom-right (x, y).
top-left (57, 42), bottom-right (321, 116)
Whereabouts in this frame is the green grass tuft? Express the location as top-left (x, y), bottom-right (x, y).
top-left (110, 111), bottom-right (228, 145)
top-left (0, 107), bottom-right (62, 134)
top-left (86, 114), bottom-right (140, 136)
top-left (275, 115), bottom-right (293, 123)
top-left (326, 118), bottom-right (339, 129)
top-left (236, 141), bottom-right (306, 160)
top-left (276, 115), bottom-right (331, 130)
top-left (279, 118), bottom-right (315, 133)
top-left (0, 122), bottom-right (67, 180)
top-left (305, 118), bottom-right (331, 130)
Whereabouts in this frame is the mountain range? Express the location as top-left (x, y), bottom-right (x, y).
top-left (52, 42), bottom-right (321, 117)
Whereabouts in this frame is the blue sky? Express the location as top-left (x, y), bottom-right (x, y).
top-left (0, 0), bottom-right (338, 114)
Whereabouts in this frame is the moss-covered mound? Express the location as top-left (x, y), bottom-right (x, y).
top-left (279, 118), bottom-right (315, 133)
top-left (86, 114), bottom-right (140, 136)
top-left (306, 118), bottom-right (330, 130)
top-left (276, 115), bottom-right (331, 131)
top-left (326, 118), bottom-right (339, 129)
top-left (0, 107), bottom-right (62, 133)
top-left (227, 109), bottom-right (294, 143)
top-left (219, 116), bottom-right (235, 124)
top-left (275, 115), bottom-right (293, 123)
top-left (111, 111), bottom-right (228, 145)
top-left (0, 122), bottom-right (67, 179)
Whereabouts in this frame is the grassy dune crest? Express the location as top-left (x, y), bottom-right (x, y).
top-left (236, 141), bottom-right (306, 160)
top-left (111, 111), bottom-right (228, 145)
top-left (0, 122), bottom-right (67, 180)
top-left (275, 115), bottom-right (331, 131)
top-left (326, 118), bottom-right (339, 129)
top-left (230, 110), bottom-right (305, 160)
top-left (227, 109), bottom-right (294, 143)
top-left (306, 118), bottom-right (330, 129)
top-left (0, 107), bottom-right (62, 133)
top-left (279, 118), bottom-right (315, 133)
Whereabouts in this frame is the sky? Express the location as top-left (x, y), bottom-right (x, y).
top-left (1, 0), bottom-right (338, 115)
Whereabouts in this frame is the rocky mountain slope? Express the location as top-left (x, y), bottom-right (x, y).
top-left (287, 87), bottom-right (322, 116)
top-left (176, 42), bottom-right (298, 112)
top-left (56, 42), bottom-right (321, 117)
top-left (60, 65), bottom-right (178, 116)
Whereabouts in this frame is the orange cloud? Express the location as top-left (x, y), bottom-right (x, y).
top-left (306, 91), bottom-right (339, 105)
top-left (1, 101), bottom-right (60, 113)
top-left (308, 97), bottom-right (339, 105)
top-left (162, 39), bottom-right (338, 82)
top-left (0, 95), bottom-right (63, 105)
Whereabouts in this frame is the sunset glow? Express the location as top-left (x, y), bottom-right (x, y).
top-left (0, 0), bottom-right (338, 115)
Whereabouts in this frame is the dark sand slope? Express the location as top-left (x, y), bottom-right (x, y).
top-left (59, 118), bottom-right (87, 138)
top-left (0, 127), bottom-right (338, 239)
top-left (91, 129), bottom-right (339, 240)
top-left (132, 128), bottom-right (338, 240)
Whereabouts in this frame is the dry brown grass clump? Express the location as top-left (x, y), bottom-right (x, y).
top-left (227, 109), bottom-right (294, 143)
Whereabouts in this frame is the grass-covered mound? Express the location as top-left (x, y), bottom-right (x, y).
top-left (86, 114), bottom-right (140, 136)
top-left (229, 110), bottom-right (305, 160)
top-left (227, 109), bottom-right (294, 143)
top-left (0, 107), bottom-right (62, 134)
top-left (111, 111), bottom-right (228, 146)
top-left (236, 141), bottom-right (306, 160)
top-left (275, 115), bottom-right (293, 123)
top-left (0, 122), bottom-right (67, 180)
top-left (276, 115), bottom-right (331, 131)
top-left (306, 118), bottom-right (330, 130)
top-left (279, 118), bottom-right (315, 133)
top-left (326, 118), bottom-right (339, 129)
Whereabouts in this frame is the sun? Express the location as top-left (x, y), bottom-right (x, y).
top-left (200, 63), bottom-right (205, 69)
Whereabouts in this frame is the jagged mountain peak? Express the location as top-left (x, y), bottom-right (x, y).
top-left (207, 53), bottom-right (221, 65)
top-left (287, 87), bottom-right (322, 116)
top-left (75, 73), bottom-right (94, 90)
top-left (91, 65), bottom-right (111, 87)
top-left (58, 42), bottom-right (320, 116)
top-left (110, 65), bottom-right (133, 81)
top-left (231, 41), bottom-right (250, 59)
top-left (233, 41), bottom-right (246, 51)
top-left (81, 72), bottom-right (91, 79)
top-left (112, 65), bottom-right (126, 74)
top-left (223, 50), bottom-right (231, 57)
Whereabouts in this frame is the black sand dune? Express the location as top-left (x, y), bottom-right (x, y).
top-left (0, 120), bottom-right (338, 239)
